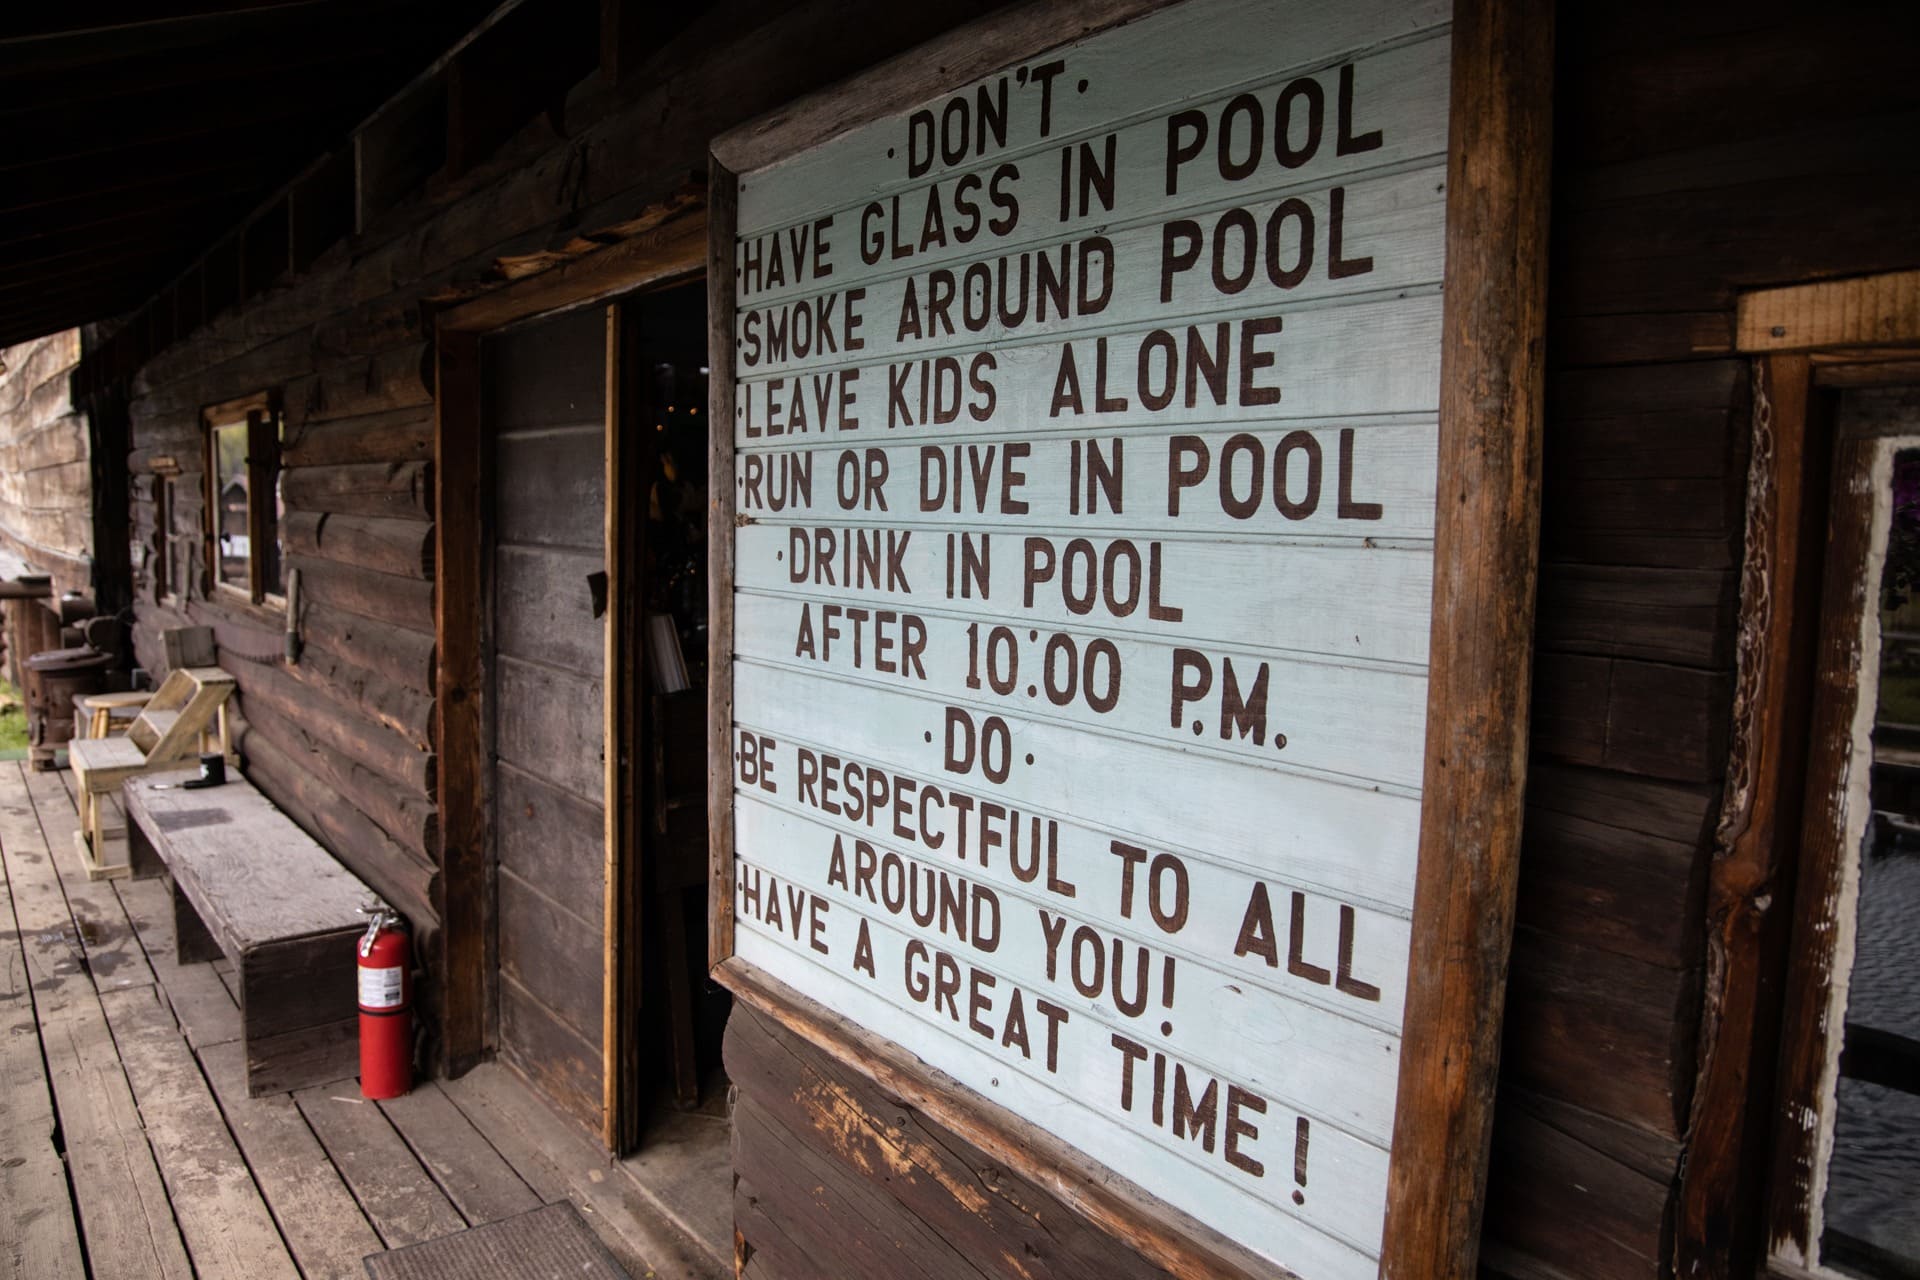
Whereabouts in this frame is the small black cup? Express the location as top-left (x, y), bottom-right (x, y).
top-left (182, 752), bottom-right (227, 790)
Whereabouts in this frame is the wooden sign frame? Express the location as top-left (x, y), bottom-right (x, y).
top-left (705, 0), bottom-right (1552, 1274)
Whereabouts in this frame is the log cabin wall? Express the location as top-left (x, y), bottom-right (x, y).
top-left (0, 330), bottom-right (90, 594)
top-left (83, 0), bottom-right (1920, 1274)
top-left (110, 0), bottom-right (1018, 1082)
top-left (1481, 5), bottom-right (1920, 1279)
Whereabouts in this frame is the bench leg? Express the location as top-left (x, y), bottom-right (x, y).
top-left (171, 876), bottom-right (223, 965)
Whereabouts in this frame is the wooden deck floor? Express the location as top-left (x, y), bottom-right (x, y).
top-left (0, 760), bottom-right (731, 1280)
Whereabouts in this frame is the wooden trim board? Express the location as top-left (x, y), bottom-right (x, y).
top-left (1737, 269), bottom-right (1920, 354)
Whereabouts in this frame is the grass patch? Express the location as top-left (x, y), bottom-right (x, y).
top-left (1880, 671), bottom-right (1920, 726)
top-left (0, 678), bottom-right (27, 759)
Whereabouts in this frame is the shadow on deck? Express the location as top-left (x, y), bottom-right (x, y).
top-left (0, 760), bottom-right (731, 1280)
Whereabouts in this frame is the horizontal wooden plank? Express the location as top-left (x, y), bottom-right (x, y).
top-left (735, 524), bottom-right (1435, 666)
top-left (732, 660), bottom-right (1422, 910)
top-left (300, 601), bottom-right (436, 685)
top-left (734, 293), bottom-right (1443, 442)
top-left (495, 427), bottom-right (605, 550)
top-left (1531, 653), bottom-right (1733, 784)
top-left (1523, 761), bottom-right (1718, 844)
top-left (289, 554), bottom-right (435, 637)
top-left (281, 461), bottom-right (431, 521)
top-left (283, 511), bottom-right (432, 579)
top-left (738, 421), bottom-right (1438, 541)
top-left (1501, 928), bottom-right (1698, 1137)
top-left (1535, 564), bottom-right (1736, 667)
top-left (495, 765), bottom-right (606, 912)
top-left (495, 654), bottom-right (605, 805)
top-left (287, 345), bottom-right (433, 425)
top-left (1481, 1095), bottom-right (1670, 1280)
top-left (498, 870), bottom-right (604, 1044)
top-left (498, 978), bottom-right (604, 1135)
top-left (1516, 803), bottom-right (1704, 968)
top-left (281, 405), bottom-right (432, 468)
top-left (494, 544), bottom-right (604, 674)
top-left (733, 588), bottom-right (1429, 788)
top-left (1736, 267), bottom-right (1920, 353)
top-left (732, 0), bottom-right (1447, 234)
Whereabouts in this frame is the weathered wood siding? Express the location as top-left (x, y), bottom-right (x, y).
top-left (727, 1000), bottom-right (1180, 1280)
top-left (1481, 5), bottom-right (1920, 1279)
top-left (0, 330), bottom-right (90, 592)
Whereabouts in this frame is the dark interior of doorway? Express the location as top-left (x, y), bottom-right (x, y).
top-left (620, 277), bottom-right (730, 1143)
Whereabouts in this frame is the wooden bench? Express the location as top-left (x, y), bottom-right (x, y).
top-left (124, 766), bottom-right (392, 1097)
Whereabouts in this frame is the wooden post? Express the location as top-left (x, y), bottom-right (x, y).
top-left (706, 158), bottom-right (738, 972)
top-left (1676, 355), bottom-right (1824, 1275)
top-left (434, 327), bottom-right (489, 1074)
top-left (1379, 2), bottom-right (1553, 1276)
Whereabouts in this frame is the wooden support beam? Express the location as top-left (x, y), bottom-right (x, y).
top-left (1380, 2), bottom-right (1555, 1276)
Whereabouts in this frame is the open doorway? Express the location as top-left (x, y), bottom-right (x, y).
top-left (612, 278), bottom-right (730, 1147)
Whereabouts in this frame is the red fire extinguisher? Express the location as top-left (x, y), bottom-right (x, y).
top-left (357, 906), bottom-right (412, 1099)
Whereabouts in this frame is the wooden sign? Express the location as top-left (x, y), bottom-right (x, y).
top-left (709, 1), bottom-right (1550, 1275)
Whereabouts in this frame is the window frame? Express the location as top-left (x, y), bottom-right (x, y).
top-left (200, 389), bottom-right (285, 611)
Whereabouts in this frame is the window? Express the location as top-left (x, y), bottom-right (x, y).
top-left (201, 392), bottom-right (284, 606)
top-left (1771, 389), bottom-right (1920, 1279)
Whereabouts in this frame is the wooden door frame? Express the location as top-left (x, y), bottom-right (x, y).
top-left (432, 198), bottom-right (708, 1153)
top-left (1675, 268), bottom-right (1920, 1277)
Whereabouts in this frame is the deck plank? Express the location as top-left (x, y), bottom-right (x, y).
top-left (441, 1064), bottom-right (726, 1278)
top-left (200, 1041), bottom-right (386, 1280)
top-left (295, 1084), bottom-right (466, 1248)
top-left (115, 875), bottom-right (244, 1050)
top-left (0, 764), bottom-right (194, 1280)
top-left (32, 768), bottom-right (295, 1278)
top-left (98, 986), bottom-right (300, 1280)
top-left (24, 769), bottom-right (153, 994)
top-left (378, 1083), bottom-right (542, 1225)
top-left (0, 795), bottom-right (88, 1280)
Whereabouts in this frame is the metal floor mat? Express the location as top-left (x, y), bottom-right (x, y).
top-left (363, 1201), bottom-right (631, 1279)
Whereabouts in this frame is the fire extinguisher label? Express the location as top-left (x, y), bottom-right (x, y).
top-left (359, 967), bottom-right (404, 1009)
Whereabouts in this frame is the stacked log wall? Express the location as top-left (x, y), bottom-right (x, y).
top-left (1482, 4), bottom-right (1920, 1278)
top-left (0, 330), bottom-right (90, 593)
top-left (116, 0), bottom-right (1018, 1101)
